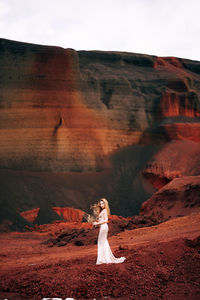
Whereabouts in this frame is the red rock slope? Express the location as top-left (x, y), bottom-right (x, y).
top-left (140, 176), bottom-right (200, 221)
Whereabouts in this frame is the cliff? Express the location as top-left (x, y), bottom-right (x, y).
top-left (1, 38), bottom-right (199, 172)
top-left (0, 38), bottom-right (200, 229)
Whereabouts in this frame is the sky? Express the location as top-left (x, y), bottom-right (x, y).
top-left (0, 0), bottom-right (200, 61)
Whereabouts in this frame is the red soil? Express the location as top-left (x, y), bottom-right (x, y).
top-left (0, 213), bottom-right (199, 299)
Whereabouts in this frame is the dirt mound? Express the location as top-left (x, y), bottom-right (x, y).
top-left (140, 176), bottom-right (200, 222)
top-left (42, 215), bottom-right (159, 247)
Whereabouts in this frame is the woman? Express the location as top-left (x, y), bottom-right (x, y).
top-left (92, 198), bottom-right (126, 265)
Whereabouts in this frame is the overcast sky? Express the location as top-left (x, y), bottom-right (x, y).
top-left (0, 0), bottom-right (200, 61)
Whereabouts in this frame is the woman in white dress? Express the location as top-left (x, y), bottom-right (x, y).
top-left (92, 198), bottom-right (126, 265)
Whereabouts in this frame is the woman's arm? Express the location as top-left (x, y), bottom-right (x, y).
top-left (93, 210), bottom-right (108, 225)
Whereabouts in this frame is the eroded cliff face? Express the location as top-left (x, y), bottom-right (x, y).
top-left (52, 207), bottom-right (85, 222)
top-left (0, 38), bottom-right (200, 229)
top-left (1, 39), bottom-right (199, 172)
top-left (20, 208), bottom-right (40, 223)
top-left (0, 39), bottom-right (105, 172)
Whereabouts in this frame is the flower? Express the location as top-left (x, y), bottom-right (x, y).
top-left (83, 213), bottom-right (96, 223)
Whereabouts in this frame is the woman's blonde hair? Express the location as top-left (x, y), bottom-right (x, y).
top-left (91, 198), bottom-right (110, 216)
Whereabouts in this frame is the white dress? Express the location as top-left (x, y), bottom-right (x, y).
top-left (96, 209), bottom-right (126, 265)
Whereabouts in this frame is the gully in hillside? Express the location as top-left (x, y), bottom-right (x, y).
top-left (92, 198), bottom-right (126, 265)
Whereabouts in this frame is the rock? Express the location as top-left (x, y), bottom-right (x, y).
top-left (74, 240), bottom-right (84, 246)
top-left (57, 240), bottom-right (68, 247)
top-left (185, 236), bottom-right (200, 248)
top-left (20, 208), bottom-right (40, 223)
top-left (118, 245), bottom-right (129, 250)
top-left (143, 140), bottom-right (200, 189)
top-left (52, 207), bottom-right (85, 222)
top-left (140, 176), bottom-right (200, 221)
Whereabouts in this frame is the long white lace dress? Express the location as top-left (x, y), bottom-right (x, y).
top-left (96, 209), bottom-right (126, 265)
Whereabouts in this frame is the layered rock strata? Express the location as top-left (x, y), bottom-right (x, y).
top-left (0, 38), bottom-right (200, 172)
top-left (52, 207), bottom-right (85, 222)
top-left (0, 38), bottom-right (200, 228)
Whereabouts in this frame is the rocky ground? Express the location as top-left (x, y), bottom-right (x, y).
top-left (0, 212), bottom-right (199, 300)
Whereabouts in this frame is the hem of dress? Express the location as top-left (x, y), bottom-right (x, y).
top-left (96, 257), bottom-right (126, 265)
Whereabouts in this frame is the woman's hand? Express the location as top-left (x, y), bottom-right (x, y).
top-left (93, 221), bottom-right (98, 226)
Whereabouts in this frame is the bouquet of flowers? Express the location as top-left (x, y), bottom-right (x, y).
top-left (83, 213), bottom-right (96, 223)
top-left (83, 203), bottom-right (99, 223)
